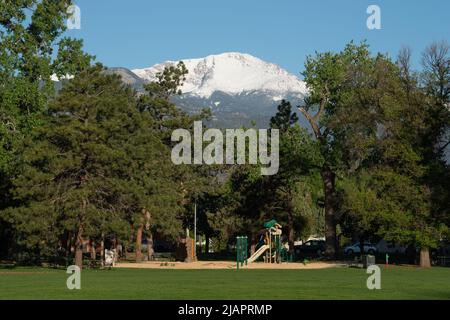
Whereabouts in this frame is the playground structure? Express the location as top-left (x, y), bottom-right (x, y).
top-left (237, 219), bottom-right (291, 267)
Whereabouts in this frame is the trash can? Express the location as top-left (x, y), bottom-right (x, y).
top-left (363, 254), bottom-right (376, 268)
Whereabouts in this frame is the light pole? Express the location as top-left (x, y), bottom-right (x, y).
top-left (194, 199), bottom-right (197, 260)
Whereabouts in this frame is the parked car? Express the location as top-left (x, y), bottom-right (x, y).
top-left (431, 241), bottom-right (450, 267)
top-left (343, 243), bottom-right (377, 255)
top-left (376, 240), bottom-right (406, 254)
top-left (294, 240), bottom-right (326, 258)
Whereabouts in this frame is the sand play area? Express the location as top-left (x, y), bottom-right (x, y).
top-left (115, 260), bottom-right (348, 270)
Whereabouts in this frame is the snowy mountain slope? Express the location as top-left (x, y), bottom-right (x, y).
top-left (129, 52), bottom-right (308, 128)
top-left (132, 52), bottom-right (307, 99)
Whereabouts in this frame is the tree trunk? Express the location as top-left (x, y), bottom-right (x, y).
top-left (75, 245), bottom-right (83, 269)
top-left (321, 166), bottom-right (337, 259)
top-left (90, 240), bottom-right (96, 260)
top-left (100, 235), bottom-right (105, 266)
top-left (123, 244), bottom-right (127, 260)
top-left (146, 233), bottom-right (154, 261)
top-left (287, 210), bottom-right (295, 254)
top-left (285, 195), bottom-right (296, 254)
top-left (136, 224), bottom-right (143, 262)
top-left (288, 228), bottom-right (295, 254)
top-left (359, 238), bottom-right (365, 259)
top-left (250, 233), bottom-right (257, 255)
top-left (75, 227), bottom-right (83, 269)
top-left (205, 235), bottom-right (210, 254)
top-left (65, 231), bottom-right (72, 266)
top-left (116, 238), bottom-right (121, 259)
top-left (420, 247), bottom-right (431, 268)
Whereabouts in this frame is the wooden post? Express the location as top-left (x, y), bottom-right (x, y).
top-left (269, 231), bottom-right (272, 264)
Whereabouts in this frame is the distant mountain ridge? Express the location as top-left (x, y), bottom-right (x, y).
top-left (104, 67), bottom-right (145, 91)
top-left (132, 52), bottom-right (307, 99)
top-left (95, 53), bottom-right (308, 128)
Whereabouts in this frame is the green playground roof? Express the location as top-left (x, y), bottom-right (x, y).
top-left (263, 219), bottom-right (278, 228)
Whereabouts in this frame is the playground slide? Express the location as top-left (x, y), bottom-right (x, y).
top-left (247, 244), bottom-right (269, 263)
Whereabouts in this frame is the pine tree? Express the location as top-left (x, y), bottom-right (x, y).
top-left (0, 0), bottom-right (93, 260)
top-left (136, 61), bottom-right (214, 260)
top-left (270, 100), bottom-right (299, 133)
top-left (4, 65), bottom-right (178, 267)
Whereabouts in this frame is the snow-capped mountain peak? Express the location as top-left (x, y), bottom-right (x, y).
top-left (132, 52), bottom-right (307, 98)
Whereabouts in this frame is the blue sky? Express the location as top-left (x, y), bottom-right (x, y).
top-left (68, 0), bottom-right (450, 77)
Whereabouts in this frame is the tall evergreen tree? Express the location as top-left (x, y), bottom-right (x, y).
top-left (269, 102), bottom-right (320, 252)
top-left (135, 61), bottom-right (213, 260)
top-left (3, 65), bottom-right (182, 267)
top-left (0, 0), bottom-right (92, 259)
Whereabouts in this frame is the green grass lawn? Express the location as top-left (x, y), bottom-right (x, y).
top-left (0, 266), bottom-right (449, 299)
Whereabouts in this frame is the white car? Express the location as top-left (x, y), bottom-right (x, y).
top-left (344, 243), bottom-right (377, 255)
